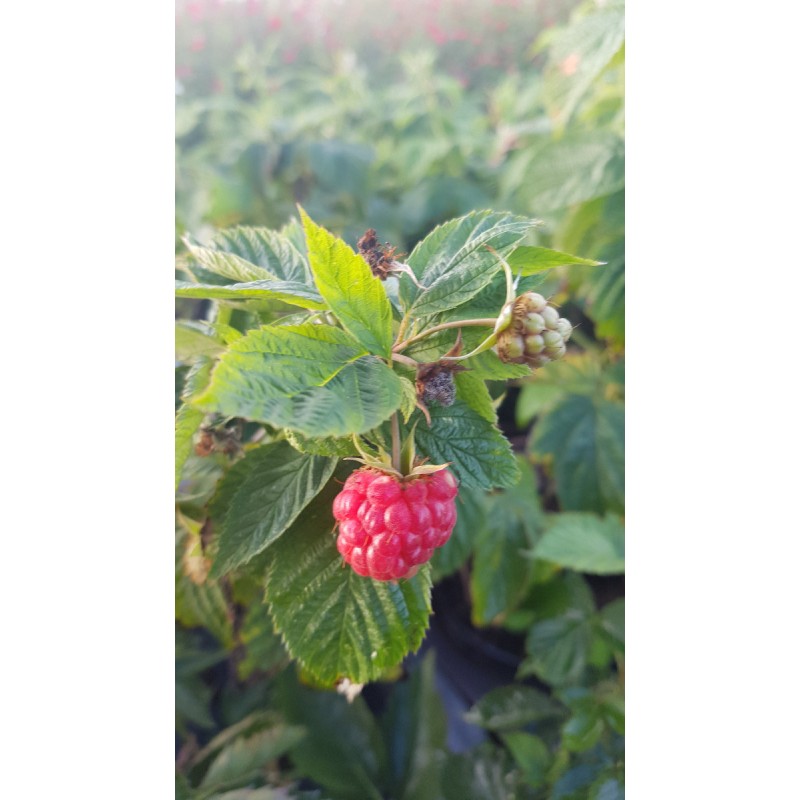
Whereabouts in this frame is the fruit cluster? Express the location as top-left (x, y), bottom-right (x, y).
top-left (332, 467), bottom-right (458, 581)
top-left (495, 291), bottom-right (573, 369)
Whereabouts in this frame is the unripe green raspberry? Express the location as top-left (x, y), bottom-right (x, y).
top-left (542, 330), bottom-right (563, 349)
top-left (525, 334), bottom-right (545, 355)
top-left (519, 292), bottom-right (548, 313)
top-left (522, 312), bottom-right (546, 335)
top-left (528, 354), bottom-right (552, 368)
top-left (557, 318), bottom-right (572, 341)
top-left (541, 306), bottom-right (560, 330)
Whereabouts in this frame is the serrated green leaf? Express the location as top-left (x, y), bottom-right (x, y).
top-left (414, 400), bottom-right (519, 490)
top-left (187, 243), bottom-right (275, 283)
top-left (454, 371), bottom-right (497, 423)
top-left (175, 280), bottom-right (326, 310)
top-left (507, 246), bottom-right (604, 275)
top-left (285, 429), bottom-right (357, 458)
top-left (532, 394), bottom-right (624, 514)
top-left (301, 209), bottom-right (394, 357)
top-left (534, 513), bottom-right (624, 574)
top-left (470, 459), bottom-right (542, 624)
top-left (277, 673), bottom-right (387, 800)
top-left (176, 403), bottom-right (205, 490)
top-left (181, 357), bottom-right (214, 402)
top-left (431, 488), bottom-right (487, 580)
top-left (200, 724), bottom-right (306, 791)
top-left (211, 442), bottom-right (337, 576)
top-left (195, 323), bottom-right (404, 437)
top-left (211, 225), bottom-right (310, 282)
top-left (402, 211), bottom-right (533, 316)
top-left (464, 685), bottom-right (564, 732)
top-left (265, 481), bottom-right (432, 685)
top-left (176, 322), bottom-right (224, 360)
top-left (398, 375), bottom-right (418, 423)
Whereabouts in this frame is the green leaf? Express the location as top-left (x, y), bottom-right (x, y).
top-left (285, 429), bottom-right (357, 458)
top-left (176, 322), bottom-right (224, 360)
top-left (175, 524), bottom-right (233, 647)
top-left (455, 371), bottom-right (496, 423)
top-left (402, 211), bottom-right (533, 316)
top-left (431, 488), bottom-right (487, 580)
top-left (301, 209), bottom-right (394, 357)
top-left (440, 746), bottom-right (521, 800)
top-left (520, 613), bottom-right (594, 687)
top-left (502, 732), bottom-right (551, 789)
top-left (543, 4), bottom-right (625, 125)
top-left (470, 459), bottom-right (542, 624)
top-left (414, 400), bottom-right (519, 490)
top-left (194, 323), bottom-right (404, 437)
top-left (211, 225), bottom-right (310, 282)
top-left (236, 604), bottom-right (289, 680)
top-left (398, 375), bottom-right (419, 423)
top-left (534, 513), bottom-right (624, 574)
top-left (468, 348), bottom-right (532, 381)
top-left (176, 403), bottom-right (205, 491)
top-left (277, 671), bottom-right (387, 800)
top-left (505, 133), bottom-right (624, 212)
top-left (507, 246), bottom-right (604, 275)
top-left (175, 280), bottom-right (326, 311)
top-left (186, 243), bottom-right (274, 283)
top-left (211, 442), bottom-right (337, 576)
top-left (598, 598), bottom-right (624, 651)
top-left (265, 480), bottom-right (433, 685)
top-left (517, 573), bottom-right (596, 686)
top-left (532, 394), bottom-right (624, 514)
top-left (200, 725), bottom-right (306, 791)
top-left (464, 685), bottom-right (564, 732)
top-left (382, 653), bottom-right (447, 800)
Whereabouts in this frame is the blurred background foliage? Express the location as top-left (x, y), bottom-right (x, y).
top-left (176, 0), bottom-right (624, 797)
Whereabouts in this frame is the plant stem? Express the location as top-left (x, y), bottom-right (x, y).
top-left (391, 352), bottom-right (420, 369)
top-left (390, 413), bottom-right (401, 473)
top-left (393, 318), bottom-right (497, 353)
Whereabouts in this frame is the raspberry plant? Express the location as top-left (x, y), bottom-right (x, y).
top-left (175, 208), bottom-right (602, 687)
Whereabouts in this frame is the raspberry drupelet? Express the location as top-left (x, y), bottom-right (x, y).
top-left (332, 467), bottom-right (458, 581)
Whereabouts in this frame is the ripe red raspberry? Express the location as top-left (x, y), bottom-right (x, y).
top-left (332, 467), bottom-right (458, 581)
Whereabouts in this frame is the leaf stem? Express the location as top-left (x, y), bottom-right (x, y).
top-left (390, 414), bottom-right (401, 473)
top-left (393, 318), bottom-right (497, 353)
top-left (391, 352), bottom-right (420, 369)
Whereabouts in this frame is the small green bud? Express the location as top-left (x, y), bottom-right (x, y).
top-left (541, 306), bottom-right (560, 330)
top-left (522, 312), bottom-right (546, 335)
top-left (524, 334), bottom-right (545, 355)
